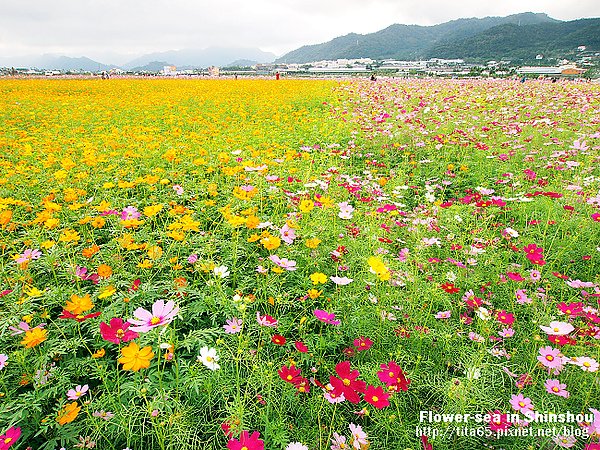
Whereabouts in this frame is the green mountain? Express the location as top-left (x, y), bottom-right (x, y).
top-left (276, 13), bottom-right (598, 63)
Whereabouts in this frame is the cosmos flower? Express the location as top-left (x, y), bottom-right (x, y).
top-left (100, 318), bottom-right (139, 344)
top-left (330, 276), bottom-right (353, 286)
top-left (118, 342), bottom-right (154, 371)
top-left (223, 317), bottom-right (243, 334)
top-left (128, 300), bottom-right (179, 333)
top-left (67, 384), bottom-right (89, 401)
top-left (540, 321), bottom-right (574, 336)
top-left (314, 309), bottom-right (341, 325)
top-left (544, 379), bottom-right (569, 398)
top-left (198, 347), bottom-right (220, 371)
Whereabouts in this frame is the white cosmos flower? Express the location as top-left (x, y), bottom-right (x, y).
top-left (213, 265), bottom-right (230, 278)
top-left (198, 346), bottom-right (220, 370)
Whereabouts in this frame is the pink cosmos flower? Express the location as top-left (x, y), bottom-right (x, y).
top-left (509, 393), bottom-right (534, 414)
top-left (338, 202), bottom-right (355, 220)
top-left (223, 317), bottom-right (243, 334)
top-left (540, 321), bottom-right (574, 336)
top-left (121, 206), bottom-right (141, 221)
top-left (583, 408), bottom-right (600, 437)
top-left (323, 383), bottom-right (346, 404)
top-left (16, 248), bottom-right (42, 264)
top-left (553, 435), bottom-right (577, 448)
top-left (544, 379), bottom-right (569, 398)
top-left (0, 354), bottom-right (7, 370)
top-left (269, 255), bottom-right (297, 271)
top-left (67, 384), bottom-right (89, 400)
top-left (537, 346), bottom-right (564, 371)
top-left (187, 253), bottom-right (198, 264)
top-left (571, 356), bottom-right (599, 372)
top-left (499, 328), bottom-right (514, 338)
top-left (9, 321), bottom-right (46, 336)
top-left (515, 289), bottom-right (531, 304)
top-left (128, 300), bottom-right (179, 333)
top-left (330, 433), bottom-right (347, 450)
top-left (314, 309), bottom-right (341, 325)
top-left (435, 311), bottom-right (451, 319)
top-left (330, 276), bottom-right (353, 286)
top-left (92, 410), bottom-right (115, 420)
top-left (172, 184), bottom-right (184, 195)
top-left (349, 423), bottom-right (368, 449)
top-left (279, 224), bottom-right (297, 245)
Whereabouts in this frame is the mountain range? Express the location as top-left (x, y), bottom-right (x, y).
top-left (1, 12), bottom-right (598, 71)
top-left (0, 47), bottom-right (276, 71)
top-left (277, 13), bottom-right (599, 63)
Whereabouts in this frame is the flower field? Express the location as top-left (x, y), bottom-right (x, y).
top-left (0, 77), bottom-right (599, 450)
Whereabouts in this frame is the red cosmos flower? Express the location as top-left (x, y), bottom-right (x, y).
top-left (506, 272), bottom-right (525, 281)
top-left (377, 361), bottom-right (410, 391)
top-left (353, 336), bottom-right (373, 351)
top-left (0, 427), bottom-right (21, 450)
top-left (342, 347), bottom-right (356, 357)
top-left (221, 422), bottom-right (233, 438)
top-left (552, 272), bottom-right (569, 280)
top-left (278, 365), bottom-right (301, 384)
top-left (329, 361), bottom-right (366, 404)
top-left (363, 384), bottom-right (390, 409)
top-left (557, 302), bottom-right (584, 317)
top-left (271, 334), bottom-right (286, 346)
top-left (59, 310), bottom-right (102, 322)
top-left (440, 283), bottom-right (460, 294)
top-left (488, 410), bottom-right (512, 432)
top-left (99, 318), bottom-right (139, 344)
top-left (421, 435), bottom-right (433, 450)
top-left (227, 430), bottom-right (264, 450)
top-left (294, 377), bottom-right (310, 394)
top-left (592, 213), bottom-right (600, 222)
top-left (496, 310), bottom-right (515, 326)
top-left (294, 341), bottom-right (308, 353)
top-left (548, 335), bottom-right (576, 346)
top-left (128, 278), bottom-right (141, 293)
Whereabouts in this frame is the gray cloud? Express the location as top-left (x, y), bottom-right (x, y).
top-left (0, 0), bottom-right (597, 63)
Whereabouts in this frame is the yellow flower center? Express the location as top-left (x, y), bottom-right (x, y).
top-left (583, 362), bottom-right (591, 367)
top-left (372, 396), bottom-right (379, 402)
top-left (206, 356), bottom-right (213, 362)
top-left (553, 327), bottom-right (560, 332)
top-left (388, 371), bottom-right (394, 377)
top-left (150, 317), bottom-right (161, 325)
top-left (343, 378), bottom-right (351, 386)
top-left (519, 401), bottom-right (525, 407)
top-left (546, 355), bottom-right (554, 361)
top-left (241, 447), bottom-right (248, 450)
top-left (287, 375), bottom-right (293, 381)
top-left (4, 438), bottom-right (13, 444)
top-left (116, 329), bottom-right (125, 338)
top-left (552, 387), bottom-right (559, 392)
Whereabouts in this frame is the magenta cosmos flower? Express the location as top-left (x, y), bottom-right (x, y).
top-left (128, 300), bottom-right (179, 333)
top-left (100, 318), bottom-right (139, 344)
top-left (227, 430), bottom-right (264, 450)
top-left (0, 427), bottom-right (21, 449)
top-left (314, 309), bottom-right (341, 325)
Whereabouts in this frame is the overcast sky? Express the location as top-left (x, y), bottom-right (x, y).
top-left (0, 0), bottom-right (597, 63)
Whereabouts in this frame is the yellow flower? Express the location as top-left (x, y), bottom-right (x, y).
top-left (137, 259), bottom-right (154, 269)
top-left (119, 342), bottom-right (154, 371)
top-left (65, 294), bottom-right (93, 315)
top-left (56, 402), bottom-right (81, 426)
top-left (40, 240), bottom-right (56, 249)
top-left (245, 215), bottom-right (260, 229)
top-left (305, 238), bottom-right (321, 249)
top-left (299, 199), bottom-right (314, 213)
top-left (260, 235), bottom-right (281, 251)
top-left (21, 327), bottom-right (47, 348)
top-left (90, 217), bottom-right (105, 228)
top-left (307, 289), bottom-right (322, 299)
top-left (310, 272), bottom-right (327, 285)
top-left (59, 229), bottom-right (80, 243)
top-left (98, 285), bottom-right (116, 299)
top-left (166, 230), bottom-right (185, 241)
top-left (143, 204), bottom-right (163, 217)
top-left (44, 217), bottom-right (60, 229)
top-left (147, 245), bottom-right (163, 260)
top-left (368, 256), bottom-right (391, 281)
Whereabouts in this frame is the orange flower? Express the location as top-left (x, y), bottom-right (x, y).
top-left (82, 245), bottom-right (100, 258)
top-left (96, 264), bottom-right (113, 279)
top-left (65, 294), bottom-right (93, 315)
top-left (118, 342), bottom-right (154, 371)
top-left (56, 402), bottom-right (81, 425)
top-left (21, 327), bottom-right (47, 348)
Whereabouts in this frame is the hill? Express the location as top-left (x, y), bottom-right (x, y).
top-left (276, 13), bottom-right (598, 63)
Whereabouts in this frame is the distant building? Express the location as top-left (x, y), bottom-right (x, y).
top-left (577, 46), bottom-right (586, 51)
top-left (536, 54), bottom-right (544, 60)
top-left (163, 65), bottom-right (177, 76)
top-left (207, 66), bottom-right (220, 77)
